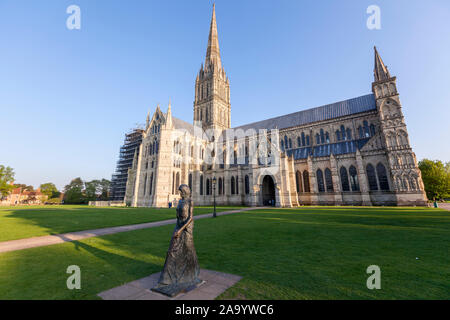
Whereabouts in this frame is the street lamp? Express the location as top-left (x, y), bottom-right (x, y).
top-left (212, 176), bottom-right (217, 218)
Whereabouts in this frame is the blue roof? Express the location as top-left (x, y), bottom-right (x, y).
top-left (234, 94), bottom-right (376, 131)
top-left (286, 138), bottom-right (371, 159)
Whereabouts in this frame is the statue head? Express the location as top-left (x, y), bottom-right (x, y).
top-left (178, 184), bottom-right (191, 199)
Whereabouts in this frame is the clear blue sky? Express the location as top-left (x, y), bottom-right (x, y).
top-left (1, 0), bottom-right (449, 190)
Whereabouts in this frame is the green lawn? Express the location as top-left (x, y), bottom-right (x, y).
top-left (0, 207), bottom-right (448, 299)
top-left (0, 205), bottom-right (244, 242)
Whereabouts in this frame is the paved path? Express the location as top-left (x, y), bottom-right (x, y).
top-left (0, 207), bottom-right (261, 254)
top-left (438, 203), bottom-right (450, 211)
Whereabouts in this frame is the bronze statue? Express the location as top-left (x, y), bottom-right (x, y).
top-left (152, 184), bottom-right (202, 297)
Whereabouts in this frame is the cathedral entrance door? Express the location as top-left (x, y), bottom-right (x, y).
top-left (262, 175), bottom-right (276, 206)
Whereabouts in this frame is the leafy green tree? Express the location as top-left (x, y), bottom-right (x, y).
top-left (84, 180), bottom-right (100, 201)
top-left (0, 165), bottom-right (15, 197)
top-left (63, 177), bottom-right (85, 204)
top-left (418, 159), bottom-right (450, 200)
top-left (99, 179), bottom-right (110, 200)
top-left (40, 183), bottom-right (60, 199)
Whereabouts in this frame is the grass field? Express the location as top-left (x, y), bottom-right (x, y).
top-left (0, 205), bottom-right (244, 242)
top-left (0, 206), bottom-right (448, 300)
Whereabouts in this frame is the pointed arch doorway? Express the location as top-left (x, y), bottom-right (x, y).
top-left (262, 175), bottom-right (276, 206)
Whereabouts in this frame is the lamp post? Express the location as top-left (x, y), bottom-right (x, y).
top-left (212, 176), bottom-right (217, 218)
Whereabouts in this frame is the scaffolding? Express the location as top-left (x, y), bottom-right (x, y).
top-left (110, 128), bottom-right (144, 201)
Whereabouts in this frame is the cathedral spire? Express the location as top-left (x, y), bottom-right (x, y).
top-left (205, 3), bottom-right (222, 70)
top-left (374, 46), bottom-right (391, 82)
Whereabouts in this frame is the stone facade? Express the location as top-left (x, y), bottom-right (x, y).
top-left (125, 5), bottom-right (427, 208)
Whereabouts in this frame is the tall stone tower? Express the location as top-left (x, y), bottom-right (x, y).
top-left (194, 4), bottom-right (231, 133)
top-left (372, 47), bottom-right (427, 205)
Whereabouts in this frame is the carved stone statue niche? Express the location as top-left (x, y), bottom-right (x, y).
top-left (152, 184), bottom-right (202, 297)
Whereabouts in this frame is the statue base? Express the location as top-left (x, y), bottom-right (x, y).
top-left (151, 279), bottom-right (204, 297)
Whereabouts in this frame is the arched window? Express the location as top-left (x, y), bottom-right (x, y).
top-left (363, 121), bottom-right (370, 138)
top-left (289, 139), bottom-right (292, 149)
top-left (317, 169), bottom-right (325, 192)
top-left (320, 129), bottom-right (325, 144)
top-left (284, 136), bottom-right (288, 149)
top-left (303, 170), bottom-right (310, 192)
top-left (316, 134), bottom-right (320, 145)
top-left (336, 130), bottom-right (341, 141)
top-left (200, 175), bottom-right (204, 195)
top-left (358, 126), bottom-right (364, 138)
top-left (235, 176), bottom-right (239, 194)
top-left (325, 168), bottom-right (334, 192)
top-left (370, 124), bottom-right (376, 136)
top-left (301, 132), bottom-right (306, 146)
top-left (218, 177), bottom-right (223, 195)
top-left (149, 173), bottom-right (153, 195)
top-left (172, 172), bottom-right (175, 194)
top-left (188, 174), bottom-right (193, 191)
top-left (297, 137), bottom-right (301, 147)
top-left (280, 140), bottom-right (284, 151)
top-left (340, 167), bottom-right (350, 192)
top-left (366, 164), bottom-right (378, 191)
top-left (346, 128), bottom-right (352, 140)
top-left (349, 166), bottom-right (360, 191)
top-left (325, 132), bottom-right (330, 143)
top-left (341, 125), bottom-right (346, 140)
top-left (296, 171), bottom-right (302, 193)
top-left (206, 179), bottom-right (210, 195)
top-left (376, 163), bottom-right (390, 191)
top-left (176, 172), bottom-right (180, 191)
top-left (231, 176), bottom-right (235, 195)
top-left (306, 135), bottom-right (310, 146)
top-left (245, 175), bottom-right (250, 195)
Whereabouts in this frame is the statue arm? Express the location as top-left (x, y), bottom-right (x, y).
top-left (174, 201), bottom-right (194, 237)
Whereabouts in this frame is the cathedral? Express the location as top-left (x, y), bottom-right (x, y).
top-left (124, 5), bottom-right (428, 208)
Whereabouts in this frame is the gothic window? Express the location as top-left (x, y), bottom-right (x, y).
top-left (366, 164), bottom-right (379, 191)
top-left (172, 172), bottom-right (175, 194)
top-left (245, 175), bottom-right (250, 195)
top-left (206, 108), bottom-right (209, 122)
top-left (317, 169), bottom-right (325, 192)
top-left (370, 124), bottom-right (376, 136)
top-left (358, 126), bottom-right (364, 139)
top-left (376, 163), bottom-right (390, 191)
top-left (176, 172), bottom-right (181, 192)
top-left (280, 140), bottom-right (284, 151)
top-left (296, 171), bottom-right (302, 193)
top-left (218, 177), bottom-right (223, 195)
top-left (349, 166), bottom-right (360, 191)
top-left (316, 134), bottom-right (320, 145)
top-left (200, 175), bottom-right (204, 195)
top-left (289, 139), bottom-right (292, 149)
top-left (320, 129), bottom-right (325, 144)
top-left (301, 132), bottom-right (306, 146)
top-left (297, 137), bottom-right (301, 147)
top-left (325, 132), bottom-right (330, 144)
top-left (235, 176), bottom-right (239, 194)
top-left (363, 121), bottom-right (370, 138)
top-left (336, 130), bottom-right (341, 141)
top-left (303, 170), bottom-right (310, 192)
top-left (284, 136), bottom-right (288, 149)
top-left (231, 176), bottom-right (235, 195)
top-left (346, 128), bottom-right (352, 140)
top-left (325, 168), bottom-right (334, 192)
top-left (340, 167), bottom-right (350, 192)
top-left (341, 125), bottom-right (346, 140)
top-left (306, 135), bottom-right (310, 146)
top-left (206, 179), bottom-right (210, 195)
top-left (188, 174), bottom-right (193, 191)
top-left (149, 173), bottom-right (153, 195)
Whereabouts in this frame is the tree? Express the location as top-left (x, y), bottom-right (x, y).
top-left (0, 165), bottom-right (15, 197)
top-left (84, 180), bottom-right (100, 202)
top-left (418, 159), bottom-right (450, 200)
top-left (40, 183), bottom-right (60, 199)
top-left (63, 178), bottom-right (85, 204)
top-left (14, 184), bottom-right (34, 191)
top-left (99, 179), bottom-right (111, 200)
